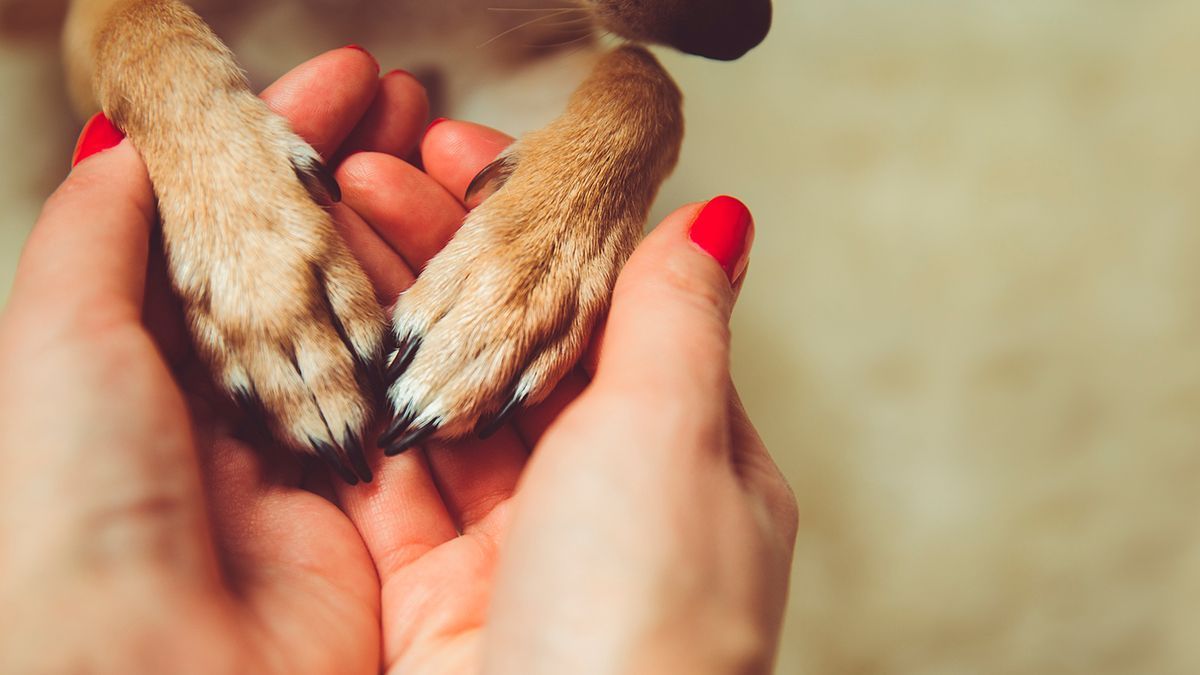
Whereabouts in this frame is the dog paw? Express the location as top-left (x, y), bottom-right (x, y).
top-left (380, 145), bottom-right (620, 452)
top-left (379, 47), bottom-right (685, 454)
top-left (151, 92), bottom-right (385, 483)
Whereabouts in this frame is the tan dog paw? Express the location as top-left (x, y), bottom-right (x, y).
top-left (74, 1), bottom-right (386, 482)
top-left (157, 92), bottom-right (385, 483)
top-left (380, 159), bottom-right (621, 449)
top-left (379, 46), bottom-right (683, 454)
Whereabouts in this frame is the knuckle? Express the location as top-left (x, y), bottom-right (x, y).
top-left (774, 479), bottom-right (801, 542)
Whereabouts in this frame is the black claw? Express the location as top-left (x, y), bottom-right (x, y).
top-left (311, 438), bottom-right (359, 486)
top-left (464, 154), bottom-right (516, 210)
top-left (385, 424), bottom-right (438, 457)
top-left (477, 393), bottom-right (527, 439)
top-left (385, 338), bottom-right (422, 384)
top-left (377, 410), bottom-right (416, 449)
top-left (232, 388), bottom-right (254, 410)
top-left (318, 164), bottom-right (343, 204)
top-left (343, 433), bottom-right (373, 484)
top-left (294, 158), bottom-right (342, 206)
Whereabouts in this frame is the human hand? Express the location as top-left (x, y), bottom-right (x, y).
top-left (0, 46), bottom-right (430, 673)
top-left (334, 121), bottom-right (799, 673)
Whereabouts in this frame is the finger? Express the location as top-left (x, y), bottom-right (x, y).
top-left (424, 432), bottom-right (527, 534)
top-left (421, 120), bottom-right (514, 205)
top-left (337, 448), bottom-right (459, 580)
top-left (330, 202), bottom-right (416, 305)
top-left (261, 45), bottom-right (381, 159)
top-left (6, 140), bottom-right (153, 335)
top-left (593, 197), bottom-right (755, 407)
top-left (337, 152), bottom-right (465, 270)
top-left (335, 69), bottom-right (431, 162)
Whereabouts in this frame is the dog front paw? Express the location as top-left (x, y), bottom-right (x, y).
top-left (379, 47), bottom-right (684, 454)
top-left (380, 157), bottom-right (623, 452)
top-left (155, 92), bottom-right (385, 483)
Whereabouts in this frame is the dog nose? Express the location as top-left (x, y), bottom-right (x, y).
top-left (667, 0), bottom-right (772, 61)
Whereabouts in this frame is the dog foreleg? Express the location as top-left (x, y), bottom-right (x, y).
top-left (381, 45), bottom-right (684, 451)
top-left (65, 0), bottom-right (385, 483)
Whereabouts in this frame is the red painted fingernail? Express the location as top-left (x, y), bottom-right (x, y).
top-left (689, 196), bottom-right (755, 284)
top-left (426, 117), bottom-right (450, 135)
top-left (344, 44), bottom-right (380, 73)
top-left (386, 68), bottom-right (412, 78)
top-left (71, 112), bottom-right (125, 167)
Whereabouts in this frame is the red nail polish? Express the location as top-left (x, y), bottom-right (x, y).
top-left (344, 44), bottom-right (380, 72)
top-left (425, 117), bottom-right (450, 135)
top-left (689, 196), bottom-right (755, 284)
top-left (71, 112), bottom-right (125, 167)
top-left (386, 68), bottom-right (413, 79)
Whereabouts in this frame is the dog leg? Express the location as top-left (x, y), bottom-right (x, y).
top-left (381, 45), bottom-right (683, 451)
top-left (65, 0), bottom-right (385, 482)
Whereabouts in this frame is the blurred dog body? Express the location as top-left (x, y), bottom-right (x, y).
top-left (4, 0), bottom-right (605, 128)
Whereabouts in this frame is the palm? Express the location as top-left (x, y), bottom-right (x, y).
top-left (116, 293), bottom-right (382, 671)
top-left (331, 418), bottom-right (564, 672)
top-left (333, 381), bottom-right (586, 671)
top-left (380, 520), bottom-right (507, 673)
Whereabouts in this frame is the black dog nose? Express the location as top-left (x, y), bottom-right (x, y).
top-left (666, 0), bottom-right (772, 61)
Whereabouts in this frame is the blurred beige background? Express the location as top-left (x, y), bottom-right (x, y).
top-left (5, 1), bottom-right (1200, 673)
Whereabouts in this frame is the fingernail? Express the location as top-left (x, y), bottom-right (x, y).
top-left (425, 117), bottom-right (449, 135)
top-left (71, 112), bottom-right (125, 167)
top-left (689, 195), bottom-right (755, 284)
top-left (344, 44), bottom-right (380, 73)
top-left (386, 68), bottom-right (413, 79)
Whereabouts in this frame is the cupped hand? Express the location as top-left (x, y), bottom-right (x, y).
top-left (335, 122), bottom-right (799, 673)
top-left (0, 47), bottom-right (429, 673)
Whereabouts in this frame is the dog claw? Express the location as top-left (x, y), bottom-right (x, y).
top-left (377, 410), bottom-right (416, 449)
top-left (385, 337), bottom-right (422, 384)
top-left (294, 158), bottom-right (342, 206)
top-left (343, 432), bottom-right (373, 484)
top-left (477, 393), bottom-right (526, 439)
top-left (464, 154), bottom-right (516, 210)
top-left (384, 424), bottom-right (438, 457)
top-left (311, 438), bottom-right (359, 486)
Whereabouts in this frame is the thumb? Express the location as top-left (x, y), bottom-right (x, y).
top-left (593, 196), bottom-right (755, 400)
top-left (9, 113), bottom-right (151, 331)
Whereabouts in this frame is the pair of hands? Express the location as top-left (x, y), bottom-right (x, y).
top-left (0, 48), bottom-right (797, 674)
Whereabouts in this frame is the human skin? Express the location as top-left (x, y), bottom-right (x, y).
top-left (0, 47), bottom-right (797, 674)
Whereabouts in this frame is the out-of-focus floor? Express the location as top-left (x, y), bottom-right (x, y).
top-left (6, 1), bottom-right (1200, 672)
